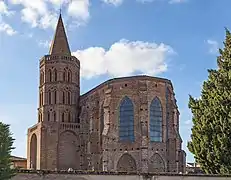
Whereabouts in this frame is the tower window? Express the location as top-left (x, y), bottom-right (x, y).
top-left (62, 91), bottom-right (65, 104)
top-left (62, 113), bottom-right (65, 122)
top-left (67, 70), bottom-right (72, 82)
top-left (68, 112), bottom-right (71, 122)
top-left (48, 91), bottom-right (52, 105)
top-left (54, 111), bottom-right (56, 122)
top-left (48, 112), bottom-right (50, 121)
top-left (48, 69), bottom-right (52, 82)
top-left (67, 91), bottom-right (71, 105)
top-left (54, 90), bottom-right (57, 104)
top-left (63, 70), bottom-right (66, 81)
top-left (54, 69), bottom-right (57, 81)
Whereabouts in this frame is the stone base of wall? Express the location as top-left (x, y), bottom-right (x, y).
top-left (11, 170), bottom-right (231, 180)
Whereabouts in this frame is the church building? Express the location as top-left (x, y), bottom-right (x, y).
top-left (27, 14), bottom-right (186, 173)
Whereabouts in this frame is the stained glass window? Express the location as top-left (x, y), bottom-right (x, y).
top-left (150, 97), bottom-right (162, 142)
top-left (119, 96), bottom-right (135, 142)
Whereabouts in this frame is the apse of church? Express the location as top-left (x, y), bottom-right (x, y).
top-left (27, 14), bottom-right (186, 173)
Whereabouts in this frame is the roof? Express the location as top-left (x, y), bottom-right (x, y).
top-left (49, 14), bottom-right (71, 56)
top-left (10, 156), bottom-right (27, 161)
top-left (81, 75), bottom-right (173, 98)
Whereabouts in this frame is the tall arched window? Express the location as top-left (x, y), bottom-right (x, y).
top-left (61, 113), bottom-right (65, 122)
top-left (67, 92), bottom-right (71, 105)
top-left (48, 69), bottom-right (52, 82)
top-left (150, 97), bottom-right (162, 142)
top-left (54, 90), bottom-right (57, 104)
top-left (53, 111), bottom-right (56, 122)
top-left (62, 91), bottom-right (65, 104)
top-left (63, 70), bottom-right (66, 81)
top-left (67, 70), bottom-right (72, 82)
top-left (68, 112), bottom-right (71, 122)
top-left (48, 112), bottom-right (50, 121)
top-left (119, 96), bottom-right (135, 142)
top-left (54, 69), bottom-right (57, 81)
top-left (48, 91), bottom-right (52, 105)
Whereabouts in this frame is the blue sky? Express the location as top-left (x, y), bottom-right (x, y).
top-left (0, 0), bottom-right (229, 163)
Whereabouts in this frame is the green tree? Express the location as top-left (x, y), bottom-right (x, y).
top-left (0, 121), bottom-right (16, 179)
top-left (188, 29), bottom-right (231, 174)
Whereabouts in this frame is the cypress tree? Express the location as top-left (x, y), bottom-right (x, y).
top-left (0, 121), bottom-right (16, 179)
top-left (188, 29), bottom-right (231, 174)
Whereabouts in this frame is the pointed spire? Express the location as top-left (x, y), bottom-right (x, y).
top-left (49, 14), bottom-right (71, 56)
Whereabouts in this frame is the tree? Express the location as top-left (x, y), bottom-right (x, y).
top-left (188, 29), bottom-right (231, 174)
top-left (0, 121), bottom-right (16, 179)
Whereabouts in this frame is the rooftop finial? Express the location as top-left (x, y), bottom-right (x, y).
top-left (59, 2), bottom-right (62, 16)
top-left (58, 1), bottom-right (62, 16)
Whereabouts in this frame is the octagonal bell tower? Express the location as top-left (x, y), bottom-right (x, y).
top-left (27, 14), bottom-right (81, 170)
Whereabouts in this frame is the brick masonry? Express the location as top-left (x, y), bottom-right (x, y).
top-left (12, 172), bottom-right (231, 180)
top-left (26, 15), bottom-right (186, 173)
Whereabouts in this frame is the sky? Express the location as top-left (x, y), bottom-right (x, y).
top-left (0, 0), bottom-right (230, 163)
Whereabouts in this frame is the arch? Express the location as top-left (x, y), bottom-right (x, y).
top-left (58, 131), bottom-right (80, 170)
top-left (30, 134), bottom-right (37, 169)
top-left (61, 112), bottom-right (65, 122)
top-left (48, 91), bottom-right (52, 105)
top-left (68, 112), bottom-right (71, 122)
top-left (48, 69), bottom-right (52, 82)
top-left (62, 91), bottom-right (65, 104)
top-left (150, 97), bottom-right (163, 142)
top-left (119, 96), bottom-right (134, 142)
top-left (63, 69), bottom-right (66, 81)
top-left (53, 111), bottom-right (56, 122)
top-left (67, 91), bottom-right (71, 105)
top-left (54, 69), bottom-right (57, 81)
top-left (54, 90), bottom-right (57, 104)
top-left (48, 111), bottom-right (50, 121)
top-left (67, 70), bottom-right (72, 82)
top-left (117, 153), bottom-right (136, 172)
top-left (148, 153), bottom-right (165, 172)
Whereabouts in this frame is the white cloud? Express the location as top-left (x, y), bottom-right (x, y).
top-left (0, 0), bottom-right (14, 16)
top-left (8, 0), bottom-right (90, 29)
top-left (73, 39), bottom-right (174, 79)
top-left (207, 39), bottom-right (219, 55)
top-left (0, 21), bottom-right (17, 35)
top-left (0, 1), bottom-right (16, 35)
top-left (101, 0), bottom-right (123, 6)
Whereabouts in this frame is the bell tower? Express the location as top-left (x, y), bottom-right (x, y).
top-left (27, 14), bottom-right (81, 170)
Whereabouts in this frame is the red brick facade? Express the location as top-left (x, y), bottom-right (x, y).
top-left (27, 14), bottom-right (186, 173)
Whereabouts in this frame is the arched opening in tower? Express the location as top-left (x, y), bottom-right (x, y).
top-left (30, 133), bottom-right (37, 169)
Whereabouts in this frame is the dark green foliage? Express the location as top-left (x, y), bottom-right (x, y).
top-left (0, 121), bottom-right (16, 179)
top-left (188, 29), bottom-right (231, 174)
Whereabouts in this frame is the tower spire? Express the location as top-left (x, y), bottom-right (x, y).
top-left (49, 14), bottom-right (71, 56)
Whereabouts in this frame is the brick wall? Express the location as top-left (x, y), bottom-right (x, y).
top-left (12, 172), bottom-right (231, 180)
